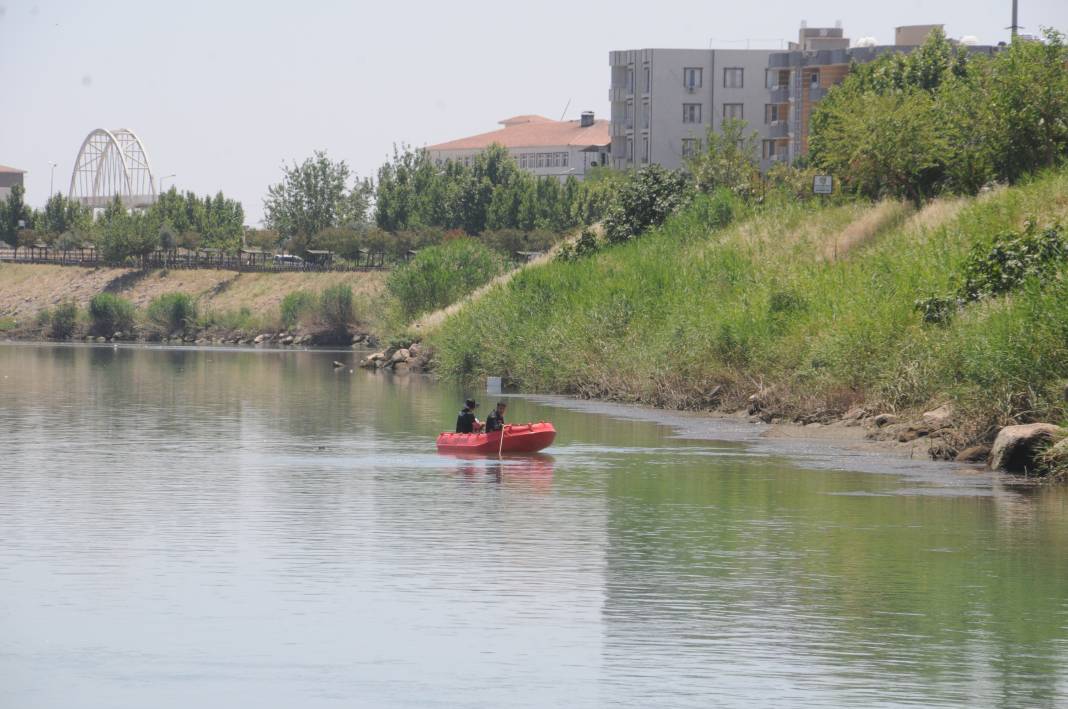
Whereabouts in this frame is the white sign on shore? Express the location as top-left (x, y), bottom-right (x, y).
top-left (813, 175), bottom-right (833, 195)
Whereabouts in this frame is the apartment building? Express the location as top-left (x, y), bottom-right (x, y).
top-left (426, 113), bottom-right (610, 181)
top-left (611, 24), bottom-right (997, 171)
top-left (608, 48), bottom-right (773, 171)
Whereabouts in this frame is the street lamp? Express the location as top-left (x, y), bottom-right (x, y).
top-left (159, 173), bottom-right (176, 194)
top-left (49, 161), bottom-right (57, 197)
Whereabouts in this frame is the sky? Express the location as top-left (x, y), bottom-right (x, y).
top-left (2, 0), bottom-right (1067, 225)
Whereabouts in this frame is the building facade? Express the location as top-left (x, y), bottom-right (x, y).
top-left (0, 165), bottom-right (25, 202)
top-left (426, 113), bottom-right (610, 181)
top-left (608, 48), bottom-right (773, 171)
top-left (612, 24), bottom-right (997, 171)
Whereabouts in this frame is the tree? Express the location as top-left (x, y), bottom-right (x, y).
top-left (0, 184), bottom-right (30, 251)
top-left (264, 150), bottom-right (371, 240)
top-left (602, 165), bottom-right (692, 243)
top-left (96, 196), bottom-right (159, 266)
top-left (687, 118), bottom-right (761, 196)
top-left (35, 193), bottom-right (91, 238)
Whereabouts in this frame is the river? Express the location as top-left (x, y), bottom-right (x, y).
top-left (1, 344), bottom-right (1067, 708)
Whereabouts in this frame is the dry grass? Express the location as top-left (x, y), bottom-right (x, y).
top-left (822, 200), bottom-right (911, 261)
top-left (0, 264), bottom-right (388, 321)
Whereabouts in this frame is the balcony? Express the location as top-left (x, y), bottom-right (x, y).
top-left (609, 87), bottom-right (631, 102)
top-left (768, 52), bottom-right (794, 68)
top-left (769, 86), bottom-right (790, 102)
top-left (767, 121), bottom-right (789, 138)
top-left (808, 86), bottom-right (827, 101)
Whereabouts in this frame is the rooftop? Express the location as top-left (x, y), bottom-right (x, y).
top-left (0, 164), bottom-right (26, 174)
top-left (428, 115), bottom-right (610, 151)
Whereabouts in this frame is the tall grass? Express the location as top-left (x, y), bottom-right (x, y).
top-left (88, 293), bottom-right (135, 335)
top-left (432, 169), bottom-right (1068, 434)
top-left (146, 292), bottom-right (197, 333)
top-left (280, 290), bottom-right (317, 329)
top-left (319, 284), bottom-right (355, 333)
top-left (387, 238), bottom-right (505, 320)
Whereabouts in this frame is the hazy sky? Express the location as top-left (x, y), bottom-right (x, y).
top-left (2, 0), bottom-right (1066, 224)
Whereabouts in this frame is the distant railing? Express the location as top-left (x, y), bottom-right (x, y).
top-left (0, 246), bottom-right (392, 272)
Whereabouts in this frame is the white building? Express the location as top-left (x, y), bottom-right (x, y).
top-left (427, 113), bottom-right (611, 180)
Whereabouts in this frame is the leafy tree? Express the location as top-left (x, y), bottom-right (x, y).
top-left (687, 118), bottom-right (761, 196)
top-left (96, 196), bottom-right (160, 265)
top-left (603, 165), bottom-right (692, 243)
top-left (265, 150), bottom-right (372, 240)
top-left (0, 184), bottom-right (30, 251)
top-left (36, 193), bottom-right (91, 238)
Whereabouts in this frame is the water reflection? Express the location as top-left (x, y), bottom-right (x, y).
top-left (0, 344), bottom-right (1066, 708)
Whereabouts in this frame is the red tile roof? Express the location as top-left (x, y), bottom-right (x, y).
top-left (428, 116), bottom-right (610, 151)
top-left (0, 164), bottom-right (26, 174)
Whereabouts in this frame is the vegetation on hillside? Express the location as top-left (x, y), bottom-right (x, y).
top-left (431, 169), bottom-right (1068, 444)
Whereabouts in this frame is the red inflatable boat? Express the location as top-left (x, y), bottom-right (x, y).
top-left (436, 422), bottom-right (556, 455)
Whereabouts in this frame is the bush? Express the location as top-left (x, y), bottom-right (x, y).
top-left (281, 290), bottom-right (317, 329)
top-left (88, 293), bottom-right (135, 335)
top-left (958, 222), bottom-right (1066, 301)
top-left (387, 238), bottom-right (505, 320)
top-left (146, 292), bottom-right (197, 332)
top-left (49, 301), bottom-right (78, 339)
top-left (319, 284), bottom-right (355, 333)
top-left (603, 165), bottom-right (692, 244)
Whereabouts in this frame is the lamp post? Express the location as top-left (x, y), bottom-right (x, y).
top-left (159, 173), bottom-right (176, 194)
top-left (49, 161), bottom-right (57, 197)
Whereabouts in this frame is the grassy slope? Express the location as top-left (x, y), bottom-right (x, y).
top-left (431, 170), bottom-right (1068, 440)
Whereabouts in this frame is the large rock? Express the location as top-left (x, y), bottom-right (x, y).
top-left (989, 423), bottom-right (1064, 473)
top-left (408, 342), bottom-right (423, 357)
top-left (922, 405), bottom-right (953, 429)
top-left (955, 445), bottom-right (991, 463)
top-left (254, 334), bottom-right (266, 344)
top-left (873, 413), bottom-right (899, 427)
top-left (390, 348), bottom-right (410, 364)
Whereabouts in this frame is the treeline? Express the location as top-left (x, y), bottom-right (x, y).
top-left (0, 186), bottom-right (245, 263)
top-left (261, 146), bottom-right (618, 264)
top-left (810, 28), bottom-right (1068, 202)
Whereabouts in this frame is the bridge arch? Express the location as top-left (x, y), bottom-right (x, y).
top-left (69, 128), bottom-right (157, 209)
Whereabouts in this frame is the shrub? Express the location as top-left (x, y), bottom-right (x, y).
top-left (88, 293), bottom-right (135, 335)
top-left (603, 165), bottom-right (692, 244)
top-left (319, 284), bottom-right (355, 333)
top-left (958, 222), bottom-right (1066, 301)
top-left (146, 292), bottom-right (197, 332)
top-left (280, 290), bottom-right (317, 329)
top-left (49, 301), bottom-right (78, 339)
top-left (387, 238), bottom-right (505, 320)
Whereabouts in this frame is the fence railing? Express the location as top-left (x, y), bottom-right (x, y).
top-left (0, 247), bottom-right (391, 272)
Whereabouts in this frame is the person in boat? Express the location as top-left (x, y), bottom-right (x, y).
top-left (455, 398), bottom-right (482, 433)
top-left (485, 401), bottom-right (507, 433)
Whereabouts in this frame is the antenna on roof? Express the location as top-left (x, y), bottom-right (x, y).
top-left (559, 98), bottom-right (572, 122)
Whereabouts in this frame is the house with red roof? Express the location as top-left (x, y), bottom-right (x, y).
top-left (427, 112), bottom-right (610, 181)
top-left (0, 165), bottom-right (25, 201)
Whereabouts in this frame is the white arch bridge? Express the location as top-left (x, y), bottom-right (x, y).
top-left (69, 128), bottom-right (157, 209)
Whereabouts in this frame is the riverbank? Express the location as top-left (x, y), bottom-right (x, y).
top-left (427, 169), bottom-right (1068, 476)
top-left (0, 263), bottom-right (389, 344)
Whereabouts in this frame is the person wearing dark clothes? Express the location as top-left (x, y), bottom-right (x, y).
top-left (485, 401), bottom-right (507, 433)
top-left (455, 398), bottom-right (481, 433)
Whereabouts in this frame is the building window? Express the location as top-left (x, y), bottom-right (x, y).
top-left (682, 103), bottom-right (702, 124)
top-left (766, 68), bottom-right (789, 89)
top-left (642, 102), bottom-right (650, 129)
top-left (624, 101), bottom-right (633, 129)
top-left (626, 138), bottom-right (634, 161)
top-left (723, 103), bottom-right (744, 121)
top-left (561, 152), bottom-right (569, 167)
top-left (765, 104), bottom-right (787, 123)
top-left (536, 153), bottom-right (546, 168)
top-left (809, 70), bottom-right (820, 88)
top-left (644, 64), bottom-right (651, 92)
top-left (683, 67), bottom-right (703, 90)
top-left (627, 66), bottom-right (634, 92)
top-left (642, 137), bottom-right (649, 163)
top-left (681, 138), bottom-right (700, 157)
top-left (723, 67), bottom-right (744, 88)
top-left (762, 140), bottom-right (782, 160)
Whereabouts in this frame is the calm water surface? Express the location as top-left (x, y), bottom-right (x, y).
top-left (2, 344), bottom-right (1067, 708)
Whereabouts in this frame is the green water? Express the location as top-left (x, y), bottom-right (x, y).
top-left (1, 343), bottom-right (1066, 708)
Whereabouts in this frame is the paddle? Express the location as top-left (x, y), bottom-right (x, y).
top-left (498, 421), bottom-right (506, 458)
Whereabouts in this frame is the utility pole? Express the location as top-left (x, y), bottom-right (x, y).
top-left (49, 161), bottom-right (57, 197)
top-left (1010, 0), bottom-right (1020, 39)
